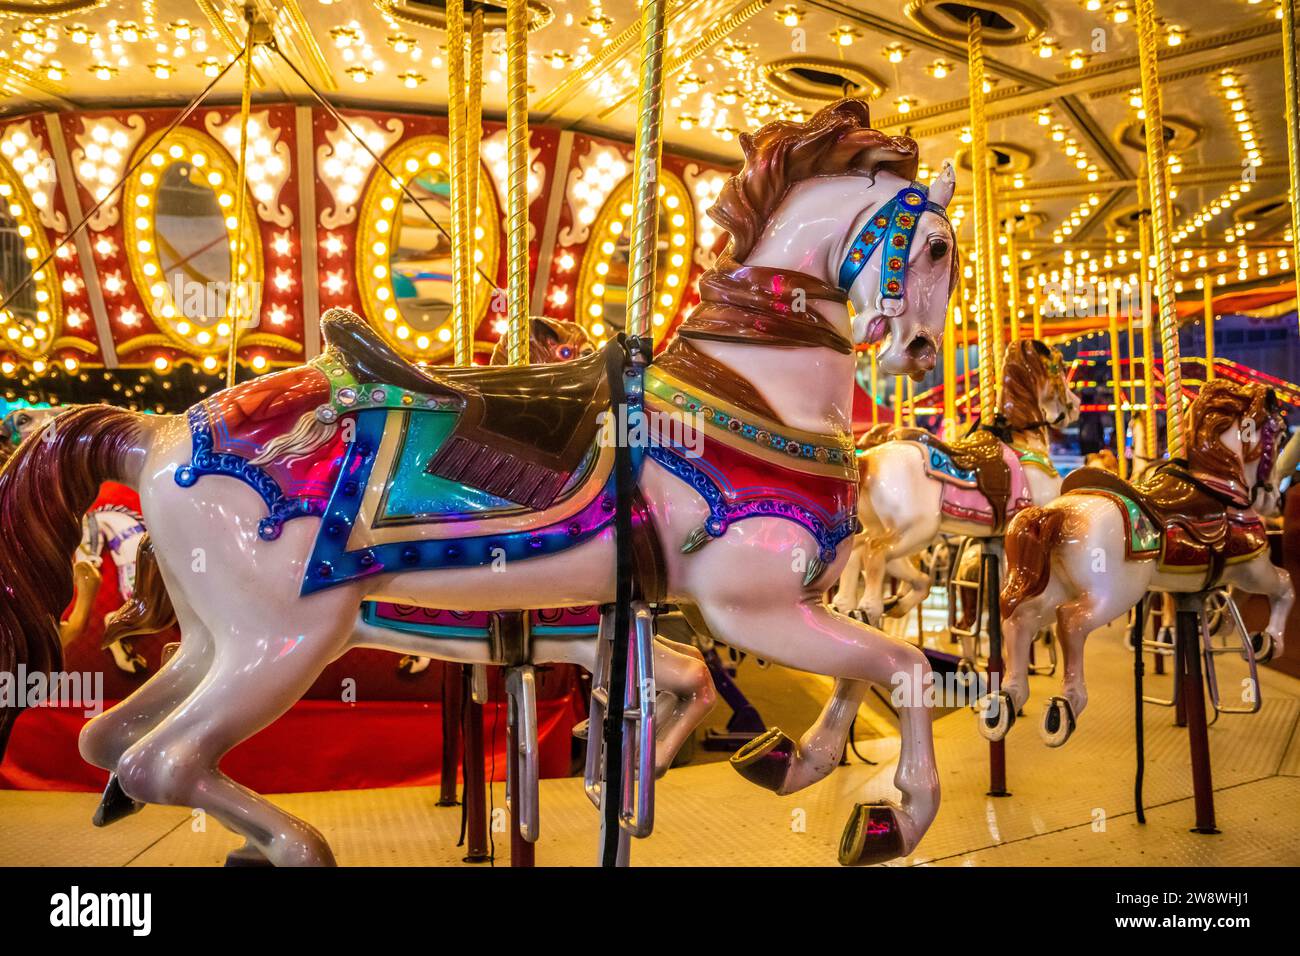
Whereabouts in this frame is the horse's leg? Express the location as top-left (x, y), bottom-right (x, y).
top-left (831, 540), bottom-right (865, 615)
top-left (704, 597), bottom-right (937, 862)
top-left (1224, 553), bottom-right (1294, 661)
top-left (648, 638), bottom-right (716, 775)
top-left (979, 571), bottom-right (1066, 741)
top-left (884, 554), bottom-right (932, 619)
top-left (115, 600), bottom-right (355, 867)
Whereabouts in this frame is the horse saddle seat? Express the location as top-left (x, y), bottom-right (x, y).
top-left (320, 308), bottom-right (612, 510)
top-left (1062, 462), bottom-right (1243, 551)
top-left (902, 426), bottom-right (1013, 531)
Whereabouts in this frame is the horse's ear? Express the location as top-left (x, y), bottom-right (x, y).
top-left (1031, 339), bottom-right (1051, 358)
top-left (738, 132), bottom-right (755, 159)
top-left (929, 160), bottom-right (956, 208)
top-left (531, 316), bottom-right (561, 345)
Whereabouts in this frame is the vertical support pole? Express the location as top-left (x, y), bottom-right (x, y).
top-left (446, 0), bottom-right (471, 366)
top-left (507, 694), bottom-right (535, 866)
top-left (1032, 279), bottom-right (1043, 341)
top-left (438, 664), bottom-right (463, 807)
top-left (464, 7), bottom-right (484, 362)
top-left (461, 667), bottom-right (490, 862)
top-left (1007, 226), bottom-right (1021, 342)
top-left (870, 347), bottom-right (879, 425)
top-left (1176, 599), bottom-right (1218, 833)
top-left (1282, 0), bottom-right (1300, 332)
top-left (225, 17), bottom-right (255, 388)
top-left (623, 0), bottom-right (667, 351)
top-left (1132, 596), bottom-right (1147, 824)
top-left (893, 376), bottom-right (903, 427)
top-left (984, 540), bottom-right (1009, 796)
top-left (1107, 281), bottom-right (1127, 479)
top-left (1202, 279), bottom-right (1216, 382)
top-left (1138, 207), bottom-right (1158, 461)
top-left (505, 0), bottom-right (531, 366)
top-left (943, 303), bottom-right (958, 427)
top-left (967, 14), bottom-right (995, 425)
top-left (987, 170), bottom-right (1005, 390)
top-left (1135, 0), bottom-right (1186, 459)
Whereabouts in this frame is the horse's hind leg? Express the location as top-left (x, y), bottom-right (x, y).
top-left (115, 615), bottom-right (352, 867)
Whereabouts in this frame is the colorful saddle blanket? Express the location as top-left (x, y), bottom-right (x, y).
top-left (918, 441), bottom-right (1035, 530)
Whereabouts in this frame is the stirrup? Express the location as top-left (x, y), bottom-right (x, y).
top-left (1139, 598), bottom-right (1181, 708)
top-left (945, 536), bottom-right (991, 666)
top-left (504, 664), bottom-right (540, 842)
top-left (1200, 589), bottom-right (1263, 719)
top-left (583, 601), bottom-right (657, 839)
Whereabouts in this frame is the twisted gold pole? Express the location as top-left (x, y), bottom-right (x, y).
top-left (1135, 0), bottom-right (1186, 458)
top-left (1007, 225), bottom-right (1020, 342)
top-left (1138, 180), bottom-right (1158, 460)
top-left (943, 302), bottom-right (957, 427)
top-left (870, 347), bottom-right (879, 425)
top-left (446, 0), bottom-right (471, 366)
top-left (1107, 280), bottom-right (1127, 479)
top-left (464, 6), bottom-right (484, 366)
top-left (967, 14), bottom-right (995, 423)
top-left (225, 31), bottom-right (255, 388)
top-left (1283, 0), bottom-right (1300, 331)
top-left (505, 0), bottom-right (530, 366)
top-left (986, 164), bottom-right (1005, 389)
top-left (624, 0), bottom-right (668, 350)
top-left (1202, 277), bottom-right (1215, 382)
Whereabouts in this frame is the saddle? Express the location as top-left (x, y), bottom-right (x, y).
top-left (320, 309), bottom-right (611, 510)
top-left (881, 425), bottom-right (1014, 532)
top-left (1062, 460), bottom-right (1257, 585)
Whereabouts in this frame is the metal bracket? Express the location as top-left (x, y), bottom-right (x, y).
top-left (504, 664), bottom-right (539, 843)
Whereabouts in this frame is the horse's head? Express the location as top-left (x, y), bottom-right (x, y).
top-left (1001, 340), bottom-right (1081, 432)
top-left (1187, 379), bottom-right (1287, 515)
top-left (1, 406), bottom-right (63, 445)
top-left (709, 99), bottom-right (957, 381)
top-left (489, 316), bottom-right (594, 366)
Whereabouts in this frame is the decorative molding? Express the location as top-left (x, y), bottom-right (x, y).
top-left (316, 115), bottom-right (404, 230)
top-left (205, 109), bottom-right (294, 227)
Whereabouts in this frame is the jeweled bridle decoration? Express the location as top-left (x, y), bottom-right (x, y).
top-left (837, 181), bottom-right (951, 299)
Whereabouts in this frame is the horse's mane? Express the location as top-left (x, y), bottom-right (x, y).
top-left (1185, 379), bottom-right (1275, 484)
top-left (709, 99), bottom-right (920, 261)
top-left (1001, 339), bottom-right (1060, 431)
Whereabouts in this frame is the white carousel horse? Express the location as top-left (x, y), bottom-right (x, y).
top-left (832, 339), bottom-right (1082, 629)
top-left (983, 378), bottom-right (1293, 746)
top-left (3, 407), bottom-right (150, 673)
top-left (0, 100), bottom-right (959, 866)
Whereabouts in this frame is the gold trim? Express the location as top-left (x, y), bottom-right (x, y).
top-left (265, 0), bottom-right (338, 93)
top-left (356, 134), bottom-right (501, 363)
top-left (759, 56), bottom-right (887, 103)
top-left (242, 332), bottom-right (303, 353)
top-left (374, 0), bottom-right (553, 34)
top-left (121, 126), bottom-right (264, 357)
top-left (0, 0), bottom-right (105, 15)
top-left (0, 152), bottom-right (63, 362)
top-left (904, 0), bottom-right (1046, 47)
top-left (575, 171), bottom-right (692, 348)
top-left (51, 336), bottom-right (98, 354)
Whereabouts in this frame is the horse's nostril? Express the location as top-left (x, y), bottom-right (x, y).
top-left (906, 335), bottom-right (936, 366)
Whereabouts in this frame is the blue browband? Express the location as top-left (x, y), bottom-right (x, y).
top-left (837, 181), bottom-right (950, 298)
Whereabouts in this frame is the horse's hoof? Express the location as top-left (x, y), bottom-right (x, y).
top-left (224, 843), bottom-right (275, 867)
top-left (571, 718), bottom-right (589, 741)
top-left (1040, 696), bottom-right (1076, 748)
top-left (730, 727), bottom-right (796, 793)
top-left (976, 691), bottom-right (1016, 742)
top-left (838, 802), bottom-right (906, 866)
top-left (1250, 632), bottom-right (1274, 664)
top-left (92, 773), bottom-right (143, 828)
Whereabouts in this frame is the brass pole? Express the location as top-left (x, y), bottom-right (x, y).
top-left (987, 164), bottom-right (1005, 388)
top-left (465, 6), bottom-right (484, 364)
top-left (1107, 280), bottom-right (1127, 479)
top-left (1138, 186), bottom-right (1158, 461)
top-left (943, 302), bottom-right (957, 426)
top-left (446, 0), bottom-right (472, 365)
top-left (505, 0), bottom-right (530, 366)
top-left (1283, 0), bottom-right (1300, 331)
top-left (870, 347), bottom-right (879, 425)
top-left (624, 0), bottom-right (668, 350)
top-left (1135, 0), bottom-right (1186, 458)
top-left (1202, 278), bottom-right (1215, 382)
top-left (894, 376), bottom-right (904, 427)
top-left (224, 28), bottom-right (255, 388)
top-left (1032, 281), bottom-right (1043, 340)
top-left (967, 14), bottom-right (996, 423)
top-left (1007, 225), bottom-right (1021, 341)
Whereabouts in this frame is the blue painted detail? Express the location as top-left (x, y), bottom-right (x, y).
top-left (384, 410), bottom-right (518, 520)
top-left (531, 624), bottom-right (600, 637)
top-left (837, 181), bottom-right (950, 297)
top-left (927, 446), bottom-right (976, 483)
top-left (174, 405), bottom-right (326, 541)
top-left (645, 442), bottom-right (857, 563)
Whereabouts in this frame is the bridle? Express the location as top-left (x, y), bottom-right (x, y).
top-left (1248, 411), bottom-right (1284, 504)
top-left (837, 181), bottom-right (951, 302)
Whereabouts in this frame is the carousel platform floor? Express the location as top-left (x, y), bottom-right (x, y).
top-left (2, 619), bottom-right (1299, 867)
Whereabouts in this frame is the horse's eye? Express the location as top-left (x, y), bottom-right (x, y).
top-left (928, 236), bottom-right (949, 261)
top-left (559, 347), bottom-right (572, 359)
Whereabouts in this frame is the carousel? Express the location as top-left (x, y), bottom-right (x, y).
top-left (0, 0), bottom-right (1297, 871)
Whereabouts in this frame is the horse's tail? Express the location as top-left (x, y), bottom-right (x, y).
top-left (103, 533), bottom-right (177, 647)
top-left (1000, 506), bottom-right (1067, 620)
top-left (0, 405), bottom-right (150, 757)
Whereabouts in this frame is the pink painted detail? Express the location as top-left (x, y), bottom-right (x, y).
top-left (934, 443), bottom-right (1033, 527)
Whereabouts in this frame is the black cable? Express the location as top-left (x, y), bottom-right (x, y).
top-left (847, 716), bottom-right (879, 766)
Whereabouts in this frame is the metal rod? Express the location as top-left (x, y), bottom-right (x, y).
top-left (1107, 281), bottom-right (1128, 479)
top-left (1138, 190), bottom-right (1159, 461)
top-left (464, 6), bottom-right (485, 365)
top-left (1177, 603), bottom-right (1218, 833)
top-left (446, 0), bottom-right (472, 366)
top-left (1202, 278), bottom-right (1216, 382)
top-left (944, 303), bottom-right (957, 427)
top-left (624, 0), bottom-right (668, 353)
top-left (1283, 0), bottom-right (1300, 333)
top-left (438, 664), bottom-right (463, 807)
top-left (1135, 0), bottom-right (1187, 458)
top-left (225, 14), bottom-right (256, 389)
top-left (505, 0), bottom-right (531, 366)
top-left (1007, 226), bottom-right (1020, 342)
top-left (967, 15), bottom-right (995, 423)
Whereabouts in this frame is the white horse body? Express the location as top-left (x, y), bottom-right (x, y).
top-left (16, 119), bottom-right (958, 867)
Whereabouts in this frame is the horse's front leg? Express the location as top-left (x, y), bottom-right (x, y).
top-left (696, 595), bottom-right (938, 864)
top-left (1227, 555), bottom-right (1294, 660)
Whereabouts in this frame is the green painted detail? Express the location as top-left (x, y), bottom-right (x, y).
top-left (1013, 445), bottom-right (1058, 477)
top-left (314, 353), bottom-right (464, 420)
top-left (1107, 490), bottom-right (1160, 554)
